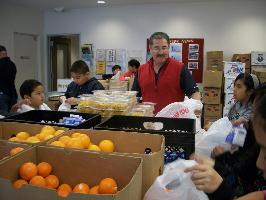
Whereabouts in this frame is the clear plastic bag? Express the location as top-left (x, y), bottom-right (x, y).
top-left (144, 159), bottom-right (209, 200)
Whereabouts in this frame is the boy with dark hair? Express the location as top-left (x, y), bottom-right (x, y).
top-left (119, 59), bottom-right (140, 80)
top-left (18, 79), bottom-right (51, 112)
top-left (61, 60), bottom-right (104, 105)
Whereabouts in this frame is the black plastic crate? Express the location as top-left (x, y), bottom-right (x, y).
top-left (95, 115), bottom-right (195, 159)
top-left (2, 110), bottom-right (101, 129)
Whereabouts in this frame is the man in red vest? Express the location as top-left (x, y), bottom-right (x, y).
top-left (132, 32), bottom-right (201, 114)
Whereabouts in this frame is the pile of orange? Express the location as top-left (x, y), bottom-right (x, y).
top-left (50, 132), bottom-right (115, 153)
top-left (0, 147), bottom-right (25, 161)
top-left (8, 126), bottom-right (65, 143)
top-left (13, 161), bottom-right (118, 197)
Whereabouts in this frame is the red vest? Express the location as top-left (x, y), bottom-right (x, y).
top-left (138, 58), bottom-right (185, 113)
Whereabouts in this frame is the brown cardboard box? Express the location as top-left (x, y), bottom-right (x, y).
top-left (98, 79), bottom-right (109, 90)
top-left (202, 88), bottom-right (221, 104)
top-left (47, 129), bottom-right (164, 196)
top-left (204, 104), bottom-right (223, 118)
top-left (207, 59), bottom-right (224, 71)
top-left (0, 121), bottom-right (67, 145)
top-left (203, 71), bottom-right (223, 88)
top-left (204, 116), bottom-right (220, 125)
top-left (0, 146), bottom-right (142, 200)
top-left (207, 51), bottom-right (223, 59)
top-left (251, 68), bottom-right (266, 83)
top-left (0, 140), bottom-right (32, 164)
top-left (109, 80), bottom-right (129, 91)
top-left (232, 54), bottom-right (251, 69)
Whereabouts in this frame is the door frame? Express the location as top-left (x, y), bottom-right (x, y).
top-left (47, 33), bottom-right (81, 92)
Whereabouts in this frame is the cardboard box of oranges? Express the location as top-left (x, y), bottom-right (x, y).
top-left (0, 145), bottom-right (142, 200)
top-left (46, 129), bottom-right (165, 197)
top-left (0, 121), bottom-right (67, 145)
top-left (0, 140), bottom-right (32, 164)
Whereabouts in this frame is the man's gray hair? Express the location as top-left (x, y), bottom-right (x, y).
top-left (149, 32), bottom-right (170, 45)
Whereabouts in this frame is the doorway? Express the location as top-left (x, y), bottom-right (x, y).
top-left (14, 32), bottom-right (39, 94)
top-left (48, 34), bottom-right (80, 91)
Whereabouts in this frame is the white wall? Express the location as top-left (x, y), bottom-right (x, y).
top-left (0, 3), bottom-right (44, 84)
top-left (44, 0), bottom-right (266, 59)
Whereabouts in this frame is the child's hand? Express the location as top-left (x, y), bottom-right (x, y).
top-left (184, 163), bottom-right (222, 193)
top-left (65, 97), bottom-right (78, 106)
top-left (59, 96), bottom-right (66, 103)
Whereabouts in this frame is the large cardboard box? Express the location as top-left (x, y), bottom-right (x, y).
top-left (207, 51), bottom-right (224, 71)
top-left (0, 146), bottom-right (142, 200)
top-left (0, 121), bottom-right (67, 145)
top-left (224, 62), bottom-right (245, 78)
top-left (224, 93), bottom-right (236, 109)
top-left (207, 51), bottom-right (223, 59)
top-left (224, 77), bottom-right (235, 93)
top-left (207, 59), bottom-right (223, 71)
top-left (204, 104), bottom-right (222, 118)
top-left (203, 88), bottom-right (221, 104)
top-left (252, 68), bottom-right (266, 83)
top-left (47, 129), bottom-right (164, 196)
top-left (0, 140), bottom-right (32, 164)
top-left (109, 80), bottom-right (129, 91)
top-left (203, 71), bottom-right (223, 88)
top-left (232, 54), bottom-right (251, 69)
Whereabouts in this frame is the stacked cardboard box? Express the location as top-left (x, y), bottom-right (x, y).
top-left (251, 68), bottom-right (266, 83)
top-left (232, 54), bottom-right (251, 74)
top-left (202, 70), bottom-right (223, 123)
top-left (223, 62), bottom-right (245, 117)
top-left (207, 51), bottom-right (223, 71)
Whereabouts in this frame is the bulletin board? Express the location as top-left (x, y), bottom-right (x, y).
top-left (147, 38), bottom-right (204, 83)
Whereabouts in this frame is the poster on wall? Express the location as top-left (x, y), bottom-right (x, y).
top-left (251, 51), bottom-right (266, 65)
top-left (116, 49), bottom-right (127, 72)
top-left (81, 44), bottom-right (94, 67)
top-left (106, 49), bottom-right (116, 74)
top-left (96, 49), bottom-right (106, 74)
top-left (147, 38), bottom-right (204, 83)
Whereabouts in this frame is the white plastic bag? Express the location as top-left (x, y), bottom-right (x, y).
top-left (144, 159), bottom-right (209, 200)
top-left (195, 117), bottom-right (233, 157)
top-left (58, 100), bottom-right (71, 111)
top-left (156, 98), bottom-right (203, 133)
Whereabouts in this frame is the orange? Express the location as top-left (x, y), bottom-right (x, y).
top-left (88, 144), bottom-right (101, 151)
top-left (26, 136), bottom-right (40, 143)
top-left (40, 125), bottom-right (56, 135)
top-left (78, 134), bottom-right (90, 148)
top-left (58, 136), bottom-right (71, 145)
top-left (45, 174), bottom-right (59, 189)
top-left (50, 141), bottom-right (65, 147)
top-left (10, 147), bottom-right (24, 156)
top-left (16, 132), bottom-right (30, 140)
top-left (44, 134), bottom-right (54, 141)
top-left (71, 132), bottom-right (81, 138)
top-left (8, 137), bottom-right (20, 142)
top-left (57, 183), bottom-right (72, 197)
top-left (99, 178), bottom-right (118, 194)
top-left (37, 162), bottom-right (52, 177)
top-left (73, 183), bottom-right (90, 194)
top-left (99, 140), bottom-right (115, 152)
top-left (89, 185), bottom-right (99, 194)
top-left (19, 162), bottom-right (38, 181)
top-left (29, 175), bottom-right (46, 187)
top-left (13, 179), bottom-right (28, 188)
top-left (67, 138), bottom-right (83, 149)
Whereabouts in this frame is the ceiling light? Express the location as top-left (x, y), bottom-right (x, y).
top-left (97, 0), bottom-right (106, 4)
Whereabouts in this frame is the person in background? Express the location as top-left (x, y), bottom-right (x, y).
top-left (185, 84), bottom-right (266, 200)
top-left (111, 65), bottom-right (122, 80)
top-left (17, 79), bottom-right (51, 113)
top-left (120, 59), bottom-right (140, 80)
top-left (60, 60), bottom-right (104, 105)
top-left (0, 45), bottom-right (18, 112)
top-left (132, 32), bottom-right (200, 114)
